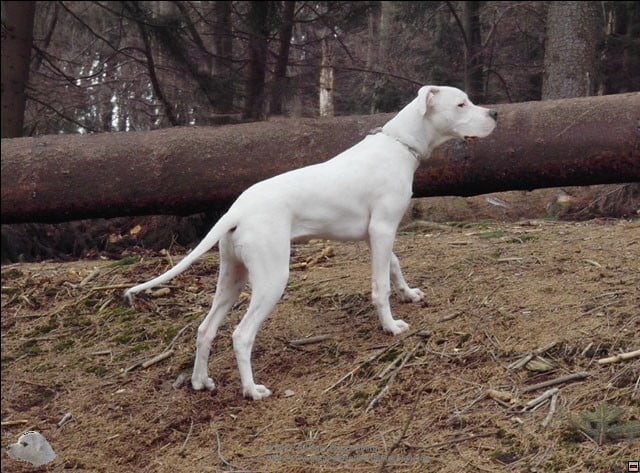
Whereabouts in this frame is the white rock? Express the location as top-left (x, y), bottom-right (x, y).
top-left (7, 431), bottom-right (56, 466)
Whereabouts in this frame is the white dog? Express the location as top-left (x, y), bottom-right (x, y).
top-left (124, 86), bottom-right (497, 400)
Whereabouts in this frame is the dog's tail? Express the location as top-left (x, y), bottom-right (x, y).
top-left (123, 212), bottom-right (237, 304)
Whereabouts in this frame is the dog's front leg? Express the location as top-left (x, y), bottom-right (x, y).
top-left (369, 222), bottom-right (410, 335)
top-left (390, 252), bottom-right (424, 303)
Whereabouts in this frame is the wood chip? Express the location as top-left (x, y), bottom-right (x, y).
top-left (487, 389), bottom-right (515, 404)
top-left (148, 287), bottom-right (171, 298)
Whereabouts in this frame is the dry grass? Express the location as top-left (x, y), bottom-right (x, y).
top-left (2, 219), bottom-right (639, 472)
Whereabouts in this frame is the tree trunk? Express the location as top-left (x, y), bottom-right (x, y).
top-left (462, 1), bottom-right (484, 103)
top-left (212, 1), bottom-right (234, 114)
top-left (270, 1), bottom-right (295, 115)
top-left (134, 11), bottom-right (178, 126)
top-left (2, 93), bottom-right (638, 224)
top-left (542, 1), bottom-right (602, 99)
top-left (243, 1), bottom-right (271, 120)
top-left (319, 38), bottom-right (335, 117)
top-left (364, 1), bottom-right (381, 113)
top-left (1, 1), bottom-right (36, 138)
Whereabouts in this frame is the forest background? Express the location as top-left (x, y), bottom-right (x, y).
top-left (1, 1), bottom-right (639, 262)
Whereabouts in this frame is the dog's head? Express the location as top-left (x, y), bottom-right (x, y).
top-left (418, 86), bottom-right (497, 142)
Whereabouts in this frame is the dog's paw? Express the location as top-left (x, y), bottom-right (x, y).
top-left (384, 319), bottom-right (410, 336)
top-left (122, 289), bottom-right (134, 306)
top-left (398, 287), bottom-right (424, 303)
top-left (243, 384), bottom-right (272, 401)
top-left (191, 376), bottom-right (216, 391)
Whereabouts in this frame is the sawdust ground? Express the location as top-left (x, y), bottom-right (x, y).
top-left (2, 219), bottom-right (639, 472)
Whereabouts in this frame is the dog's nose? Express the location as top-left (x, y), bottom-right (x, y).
top-left (489, 109), bottom-right (498, 121)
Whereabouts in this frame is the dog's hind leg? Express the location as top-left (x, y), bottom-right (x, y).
top-left (192, 234), bottom-right (247, 391)
top-left (390, 252), bottom-right (424, 303)
top-left (232, 232), bottom-right (290, 400)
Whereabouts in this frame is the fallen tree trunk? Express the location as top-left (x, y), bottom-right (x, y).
top-left (2, 93), bottom-right (639, 224)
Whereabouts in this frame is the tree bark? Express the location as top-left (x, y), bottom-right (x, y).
top-left (135, 12), bottom-right (178, 126)
top-left (1, 1), bottom-right (36, 138)
top-left (462, 1), bottom-right (484, 103)
top-left (319, 38), bottom-right (335, 117)
top-left (1, 93), bottom-right (639, 224)
top-left (212, 1), bottom-right (234, 114)
top-left (270, 1), bottom-right (295, 115)
top-left (243, 1), bottom-right (271, 120)
top-left (542, 1), bottom-right (602, 99)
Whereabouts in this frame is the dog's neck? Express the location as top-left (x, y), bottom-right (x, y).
top-left (381, 97), bottom-right (452, 162)
top-left (372, 127), bottom-right (421, 162)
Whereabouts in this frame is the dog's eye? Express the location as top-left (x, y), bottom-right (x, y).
top-left (457, 103), bottom-right (466, 108)
top-left (21, 442), bottom-right (28, 447)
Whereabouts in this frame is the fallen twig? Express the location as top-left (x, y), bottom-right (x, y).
top-left (583, 259), bottom-right (602, 268)
top-left (522, 372), bottom-right (589, 393)
top-left (79, 267), bottom-right (101, 287)
top-left (597, 349), bottom-right (640, 365)
top-left (379, 387), bottom-right (426, 472)
top-left (160, 249), bottom-right (174, 268)
top-left (1, 420), bottom-right (29, 427)
top-left (124, 361), bottom-right (142, 373)
top-left (57, 412), bottom-right (73, 428)
top-left (91, 350), bottom-right (113, 356)
top-left (215, 429), bottom-right (240, 469)
top-left (289, 334), bottom-right (332, 346)
top-left (91, 283), bottom-right (135, 291)
top-left (438, 311), bottom-right (463, 322)
top-left (323, 338), bottom-right (405, 393)
top-left (508, 341), bottom-right (558, 370)
top-left (179, 419), bottom-right (194, 453)
top-left (580, 342), bottom-right (594, 357)
top-left (522, 388), bottom-right (559, 411)
top-left (376, 355), bottom-right (402, 380)
top-left (541, 391), bottom-right (559, 427)
top-left (366, 341), bottom-right (424, 414)
top-left (166, 323), bottom-right (193, 350)
top-left (403, 432), bottom-right (495, 450)
top-left (141, 350), bottom-right (174, 369)
top-left (290, 246), bottom-right (335, 270)
top-left (497, 257), bottom-right (524, 263)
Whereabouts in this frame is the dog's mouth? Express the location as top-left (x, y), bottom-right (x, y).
top-left (464, 136), bottom-right (479, 143)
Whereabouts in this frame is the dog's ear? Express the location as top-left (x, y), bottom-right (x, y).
top-left (418, 86), bottom-right (440, 116)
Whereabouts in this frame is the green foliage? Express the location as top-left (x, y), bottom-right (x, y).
top-left (1, 268), bottom-right (23, 279)
top-left (109, 257), bottom-right (141, 267)
top-left (569, 403), bottom-right (640, 444)
top-left (86, 365), bottom-right (108, 377)
top-left (477, 230), bottom-right (506, 239)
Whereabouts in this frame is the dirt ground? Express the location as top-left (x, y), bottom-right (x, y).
top-left (1, 217), bottom-right (639, 472)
